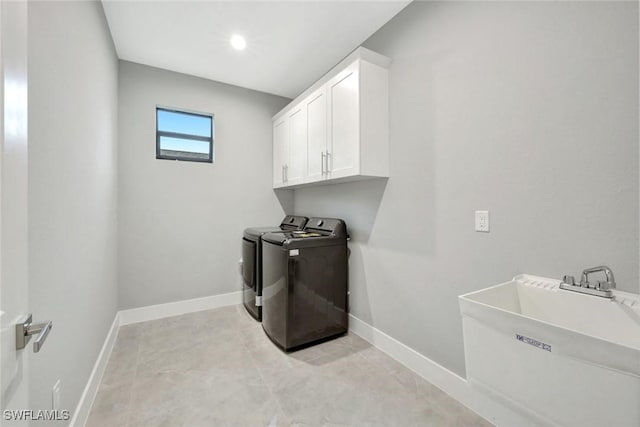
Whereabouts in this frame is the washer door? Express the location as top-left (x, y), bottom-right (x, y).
top-left (242, 237), bottom-right (256, 290)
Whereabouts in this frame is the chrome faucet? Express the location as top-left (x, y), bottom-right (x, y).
top-left (560, 265), bottom-right (616, 298)
top-left (580, 265), bottom-right (616, 291)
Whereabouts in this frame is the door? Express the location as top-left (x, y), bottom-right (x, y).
top-left (328, 62), bottom-right (360, 179)
top-left (287, 106), bottom-right (306, 185)
top-left (1, 0), bottom-right (30, 414)
top-left (305, 89), bottom-right (327, 182)
top-left (272, 118), bottom-right (288, 187)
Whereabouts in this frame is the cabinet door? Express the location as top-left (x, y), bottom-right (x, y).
top-left (273, 118), bottom-right (288, 187)
top-left (287, 106), bottom-right (306, 185)
top-left (328, 62), bottom-right (360, 178)
top-left (306, 88), bottom-right (327, 182)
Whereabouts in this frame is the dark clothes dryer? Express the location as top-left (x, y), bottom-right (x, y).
top-left (261, 218), bottom-right (348, 351)
top-left (242, 215), bottom-right (308, 321)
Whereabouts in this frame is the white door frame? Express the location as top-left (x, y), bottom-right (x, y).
top-left (0, 0), bottom-right (30, 416)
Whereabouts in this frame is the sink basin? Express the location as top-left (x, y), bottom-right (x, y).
top-left (459, 274), bottom-right (640, 427)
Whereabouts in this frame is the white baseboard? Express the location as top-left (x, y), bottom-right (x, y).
top-left (71, 291), bottom-right (242, 426)
top-left (119, 291), bottom-right (242, 325)
top-left (69, 313), bottom-right (120, 427)
top-left (348, 314), bottom-right (538, 427)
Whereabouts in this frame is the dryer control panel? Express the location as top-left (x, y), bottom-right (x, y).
top-left (304, 218), bottom-right (347, 237)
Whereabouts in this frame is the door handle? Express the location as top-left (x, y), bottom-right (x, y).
top-left (326, 151), bottom-right (331, 173)
top-left (16, 314), bottom-right (53, 353)
top-left (321, 152), bottom-right (326, 175)
top-left (285, 164), bottom-right (288, 182)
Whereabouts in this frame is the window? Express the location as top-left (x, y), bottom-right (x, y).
top-left (156, 107), bottom-right (214, 163)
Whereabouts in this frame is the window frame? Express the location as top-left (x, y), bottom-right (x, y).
top-left (155, 106), bottom-right (214, 163)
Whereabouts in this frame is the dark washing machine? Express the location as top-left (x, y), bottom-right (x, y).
top-left (261, 218), bottom-right (348, 351)
top-left (242, 216), bottom-right (308, 321)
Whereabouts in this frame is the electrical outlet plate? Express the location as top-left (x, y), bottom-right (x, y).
top-left (52, 380), bottom-right (61, 410)
top-left (475, 210), bottom-right (490, 232)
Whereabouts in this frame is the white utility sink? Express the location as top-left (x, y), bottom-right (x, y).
top-left (459, 275), bottom-right (640, 427)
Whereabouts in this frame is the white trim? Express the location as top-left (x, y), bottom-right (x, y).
top-left (69, 313), bottom-right (120, 427)
top-left (119, 291), bottom-right (242, 325)
top-left (348, 314), bottom-right (541, 427)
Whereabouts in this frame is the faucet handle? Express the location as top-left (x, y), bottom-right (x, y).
top-left (562, 275), bottom-right (575, 286)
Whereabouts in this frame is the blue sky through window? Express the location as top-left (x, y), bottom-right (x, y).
top-left (157, 109), bottom-right (212, 138)
top-left (157, 108), bottom-right (213, 158)
top-left (160, 136), bottom-right (210, 154)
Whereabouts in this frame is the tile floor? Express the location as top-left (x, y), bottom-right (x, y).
top-left (86, 305), bottom-right (493, 427)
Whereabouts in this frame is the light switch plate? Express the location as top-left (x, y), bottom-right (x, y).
top-left (475, 210), bottom-right (490, 232)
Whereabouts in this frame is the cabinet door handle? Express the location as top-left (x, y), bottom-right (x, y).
top-left (285, 164), bottom-right (288, 182)
top-left (326, 151), bottom-right (331, 173)
top-left (321, 152), bottom-right (326, 175)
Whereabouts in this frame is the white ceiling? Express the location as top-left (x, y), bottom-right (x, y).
top-left (102, 1), bottom-right (410, 99)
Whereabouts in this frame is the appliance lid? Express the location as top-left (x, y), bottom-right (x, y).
top-left (243, 226), bottom-right (283, 240)
top-left (262, 220), bottom-right (347, 247)
top-left (262, 232), bottom-right (290, 245)
top-left (262, 230), bottom-right (331, 245)
top-left (244, 216), bottom-right (308, 239)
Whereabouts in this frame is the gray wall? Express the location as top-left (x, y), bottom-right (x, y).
top-left (294, 1), bottom-right (639, 376)
top-left (118, 61), bottom-right (291, 309)
top-left (28, 0), bottom-right (119, 418)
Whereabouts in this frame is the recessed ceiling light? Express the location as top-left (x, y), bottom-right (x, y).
top-left (230, 34), bottom-right (246, 50)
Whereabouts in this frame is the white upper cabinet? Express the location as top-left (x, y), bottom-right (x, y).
top-left (287, 106), bottom-right (306, 185)
top-left (272, 47), bottom-right (390, 189)
top-left (273, 106), bottom-right (307, 187)
top-left (273, 118), bottom-right (288, 187)
top-left (305, 88), bottom-right (328, 182)
top-left (327, 61), bottom-right (360, 179)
